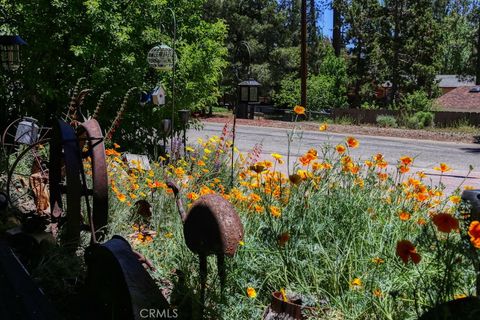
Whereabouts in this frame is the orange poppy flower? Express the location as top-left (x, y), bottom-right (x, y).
top-left (299, 153), bottom-right (316, 166)
top-left (400, 156), bottom-right (413, 166)
top-left (399, 211), bottom-right (411, 221)
top-left (270, 206), bottom-right (281, 218)
top-left (449, 196), bottom-right (461, 204)
top-left (116, 193), bottom-right (127, 202)
top-left (417, 218), bottom-right (427, 225)
top-left (336, 145), bottom-right (346, 154)
top-left (415, 192), bottom-right (429, 202)
top-left (434, 163), bottom-right (452, 173)
top-left (396, 240), bottom-right (421, 264)
top-left (187, 192), bottom-right (199, 201)
top-left (398, 165), bottom-right (410, 174)
top-left (373, 289), bottom-right (383, 297)
top-left (319, 123), bottom-right (328, 131)
top-left (432, 213), bottom-right (459, 233)
top-left (307, 148), bottom-right (318, 157)
top-left (106, 148), bottom-right (121, 157)
top-left (468, 221), bottom-right (480, 248)
top-left (378, 173), bottom-right (388, 181)
top-left (376, 160), bottom-right (388, 169)
top-left (374, 153), bottom-right (384, 162)
top-left (246, 287), bottom-right (257, 298)
top-left (312, 162), bottom-right (321, 171)
top-left (346, 137), bottom-right (359, 148)
top-left (293, 105), bottom-right (305, 115)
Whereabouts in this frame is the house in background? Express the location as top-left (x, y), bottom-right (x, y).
top-left (436, 85), bottom-right (480, 112)
top-left (435, 75), bottom-right (476, 95)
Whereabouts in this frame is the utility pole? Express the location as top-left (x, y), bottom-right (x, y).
top-left (332, 0), bottom-right (342, 57)
top-left (476, 6), bottom-right (480, 85)
top-left (301, 0), bottom-right (307, 108)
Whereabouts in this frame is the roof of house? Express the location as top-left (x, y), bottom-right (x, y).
top-left (436, 86), bottom-right (480, 112)
top-left (435, 75), bottom-right (476, 88)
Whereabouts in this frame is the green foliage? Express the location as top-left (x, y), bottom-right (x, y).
top-left (0, 0), bottom-right (227, 135)
top-left (400, 90), bottom-right (435, 113)
top-left (405, 111), bottom-right (434, 129)
top-left (376, 115), bottom-right (398, 128)
top-left (273, 47), bottom-right (348, 111)
top-left (361, 101), bottom-right (380, 110)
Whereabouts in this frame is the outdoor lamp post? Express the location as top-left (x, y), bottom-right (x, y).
top-left (178, 109), bottom-right (190, 156)
top-left (147, 8), bottom-right (177, 158)
top-left (0, 35), bottom-right (27, 72)
top-left (237, 78), bottom-right (261, 119)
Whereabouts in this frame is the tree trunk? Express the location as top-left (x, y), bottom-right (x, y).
top-left (308, 0), bottom-right (319, 73)
top-left (301, 0), bottom-right (308, 107)
top-left (391, 1), bottom-right (401, 105)
top-left (333, 0), bottom-right (343, 57)
top-left (476, 11), bottom-right (480, 85)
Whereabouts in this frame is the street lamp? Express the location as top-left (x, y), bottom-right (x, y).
top-left (147, 8), bottom-right (177, 158)
top-left (0, 35), bottom-right (27, 71)
top-left (231, 41), bottom-right (262, 187)
top-left (237, 78), bottom-right (261, 119)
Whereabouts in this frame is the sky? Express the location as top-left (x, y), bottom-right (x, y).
top-left (318, 6), bottom-right (333, 37)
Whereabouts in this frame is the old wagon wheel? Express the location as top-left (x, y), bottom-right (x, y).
top-left (6, 139), bottom-right (50, 214)
top-left (77, 119), bottom-right (108, 242)
top-left (49, 120), bottom-right (83, 250)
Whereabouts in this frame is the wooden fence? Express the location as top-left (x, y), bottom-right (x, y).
top-left (331, 109), bottom-right (480, 127)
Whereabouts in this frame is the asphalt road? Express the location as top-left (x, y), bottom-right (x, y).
top-left (188, 122), bottom-right (480, 191)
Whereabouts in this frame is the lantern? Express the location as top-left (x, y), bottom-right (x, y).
top-left (236, 78), bottom-right (261, 119)
top-left (0, 35), bottom-right (27, 71)
top-left (14, 117), bottom-right (39, 145)
top-left (147, 44), bottom-right (174, 71)
top-left (238, 79), bottom-right (261, 103)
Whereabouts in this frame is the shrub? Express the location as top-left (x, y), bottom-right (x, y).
top-left (361, 101), bottom-right (380, 110)
top-left (406, 111), bottom-right (434, 129)
top-left (401, 90), bottom-right (434, 113)
top-left (416, 111), bottom-right (434, 127)
top-left (376, 115), bottom-right (398, 128)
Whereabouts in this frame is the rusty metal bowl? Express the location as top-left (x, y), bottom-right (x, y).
top-left (183, 194), bottom-right (243, 257)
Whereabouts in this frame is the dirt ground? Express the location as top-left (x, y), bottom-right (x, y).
top-left (201, 114), bottom-right (479, 144)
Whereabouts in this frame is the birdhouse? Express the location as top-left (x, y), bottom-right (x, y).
top-left (152, 85), bottom-right (166, 106)
top-left (0, 35), bottom-right (27, 71)
top-left (147, 44), bottom-right (174, 71)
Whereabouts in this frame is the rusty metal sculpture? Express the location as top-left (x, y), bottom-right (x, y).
top-left (77, 119), bottom-right (109, 241)
top-left (84, 235), bottom-right (169, 320)
top-left (167, 181), bottom-right (244, 301)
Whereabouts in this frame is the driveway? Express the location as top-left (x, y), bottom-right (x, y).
top-left (188, 122), bottom-right (480, 193)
